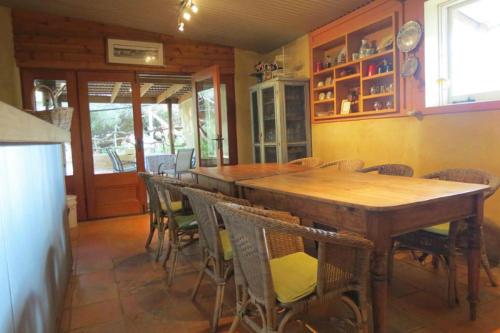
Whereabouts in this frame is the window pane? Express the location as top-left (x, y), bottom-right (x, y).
top-left (448, 0), bottom-right (500, 102)
top-left (196, 78), bottom-right (218, 167)
top-left (284, 85), bottom-right (306, 143)
top-left (33, 79), bottom-right (73, 176)
top-left (262, 87), bottom-right (276, 143)
top-left (88, 81), bottom-right (136, 174)
top-left (220, 84), bottom-right (230, 164)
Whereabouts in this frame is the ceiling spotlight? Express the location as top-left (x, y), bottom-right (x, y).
top-left (191, 4), bottom-right (198, 13)
top-left (183, 11), bottom-right (191, 21)
top-left (178, 21), bottom-right (184, 31)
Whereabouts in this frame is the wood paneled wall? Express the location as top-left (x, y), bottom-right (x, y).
top-left (11, 10), bottom-right (235, 74)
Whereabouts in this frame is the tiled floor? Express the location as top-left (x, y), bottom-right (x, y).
top-left (60, 214), bottom-right (500, 333)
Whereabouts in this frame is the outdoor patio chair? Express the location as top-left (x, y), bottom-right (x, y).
top-left (106, 148), bottom-right (136, 172)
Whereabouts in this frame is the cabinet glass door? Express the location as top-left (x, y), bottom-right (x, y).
top-left (284, 84), bottom-right (307, 161)
top-left (250, 90), bottom-right (261, 163)
top-left (262, 86), bottom-right (277, 162)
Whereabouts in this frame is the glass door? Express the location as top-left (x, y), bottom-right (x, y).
top-left (262, 85), bottom-right (278, 163)
top-left (250, 89), bottom-right (261, 163)
top-left (78, 72), bottom-right (145, 219)
top-left (283, 84), bottom-right (308, 161)
top-left (193, 65), bottom-right (225, 167)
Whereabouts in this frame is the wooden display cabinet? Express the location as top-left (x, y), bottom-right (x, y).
top-left (310, 14), bottom-right (399, 122)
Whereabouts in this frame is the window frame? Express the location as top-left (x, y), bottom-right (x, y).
top-left (425, 0), bottom-right (500, 109)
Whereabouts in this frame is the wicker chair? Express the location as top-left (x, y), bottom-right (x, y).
top-left (359, 164), bottom-right (414, 177)
top-left (392, 169), bottom-right (500, 306)
top-left (319, 159), bottom-right (365, 171)
top-left (139, 173), bottom-right (185, 260)
top-left (152, 179), bottom-right (199, 285)
top-left (215, 202), bottom-right (373, 333)
top-left (287, 157), bottom-right (324, 168)
top-left (181, 187), bottom-right (251, 332)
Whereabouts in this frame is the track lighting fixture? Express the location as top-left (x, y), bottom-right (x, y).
top-left (177, 0), bottom-right (198, 32)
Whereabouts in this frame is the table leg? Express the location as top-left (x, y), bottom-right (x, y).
top-left (467, 194), bottom-right (484, 320)
top-left (371, 246), bottom-right (389, 333)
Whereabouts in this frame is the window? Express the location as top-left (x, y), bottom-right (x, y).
top-left (33, 79), bottom-right (74, 176)
top-left (425, 0), bottom-right (500, 107)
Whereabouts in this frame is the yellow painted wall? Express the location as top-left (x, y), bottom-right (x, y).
top-left (235, 30), bottom-right (500, 231)
top-left (234, 36), bottom-right (312, 164)
top-left (0, 6), bottom-right (21, 108)
top-left (234, 48), bottom-right (261, 164)
top-left (263, 35), bottom-right (310, 79)
top-left (312, 112), bottom-right (500, 223)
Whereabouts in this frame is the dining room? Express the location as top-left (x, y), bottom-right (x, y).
top-left (0, 0), bottom-right (500, 333)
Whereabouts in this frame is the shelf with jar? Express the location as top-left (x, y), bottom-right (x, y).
top-left (310, 14), bottom-right (398, 122)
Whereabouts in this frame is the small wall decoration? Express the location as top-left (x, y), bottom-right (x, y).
top-left (340, 99), bottom-right (351, 115)
top-left (107, 39), bottom-right (164, 66)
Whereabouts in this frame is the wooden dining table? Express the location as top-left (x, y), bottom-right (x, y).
top-left (232, 168), bottom-right (488, 333)
top-left (190, 163), bottom-right (309, 196)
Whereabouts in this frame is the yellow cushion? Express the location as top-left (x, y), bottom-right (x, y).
top-left (160, 200), bottom-right (183, 213)
top-left (269, 252), bottom-right (318, 304)
top-left (219, 229), bottom-right (233, 261)
top-left (423, 223), bottom-right (449, 236)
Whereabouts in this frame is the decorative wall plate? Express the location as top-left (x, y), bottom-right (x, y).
top-left (397, 21), bottom-right (422, 53)
top-left (401, 56), bottom-right (419, 77)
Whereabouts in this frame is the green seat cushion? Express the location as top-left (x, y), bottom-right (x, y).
top-left (219, 229), bottom-right (233, 261)
top-left (423, 222), bottom-right (450, 236)
top-left (270, 252), bottom-right (318, 304)
top-left (175, 214), bottom-right (198, 230)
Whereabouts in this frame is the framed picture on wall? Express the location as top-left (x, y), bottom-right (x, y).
top-left (106, 38), bottom-right (164, 66)
top-left (340, 99), bottom-right (351, 115)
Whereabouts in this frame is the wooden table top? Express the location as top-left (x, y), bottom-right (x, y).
top-left (236, 168), bottom-right (489, 211)
top-left (190, 163), bottom-right (309, 182)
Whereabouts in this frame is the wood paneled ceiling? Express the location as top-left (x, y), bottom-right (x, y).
top-left (0, 0), bottom-right (370, 52)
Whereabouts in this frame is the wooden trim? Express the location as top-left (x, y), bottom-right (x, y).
top-left (12, 9), bottom-right (235, 75)
top-left (167, 101), bottom-right (175, 154)
top-left (221, 74), bottom-right (238, 165)
top-left (77, 71), bottom-right (144, 219)
top-left (193, 65), bottom-right (223, 166)
top-left (131, 78), bottom-right (146, 211)
top-left (423, 100), bottom-right (500, 115)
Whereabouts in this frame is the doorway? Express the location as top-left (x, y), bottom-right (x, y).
top-left (193, 65), bottom-right (237, 167)
top-left (21, 68), bottom-right (237, 220)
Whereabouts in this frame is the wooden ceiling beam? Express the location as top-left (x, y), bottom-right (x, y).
top-left (110, 82), bottom-right (122, 103)
top-left (178, 92), bottom-right (193, 104)
top-left (140, 83), bottom-right (154, 97)
top-left (156, 84), bottom-right (184, 104)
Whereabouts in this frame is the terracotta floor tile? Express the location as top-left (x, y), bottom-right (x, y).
top-left (70, 320), bottom-right (127, 333)
top-left (64, 214), bottom-right (500, 333)
top-left (70, 299), bottom-right (123, 330)
top-left (121, 287), bottom-right (171, 317)
top-left (72, 282), bottom-right (119, 307)
top-left (59, 309), bottom-right (71, 332)
top-left (76, 257), bottom-right (114, 275)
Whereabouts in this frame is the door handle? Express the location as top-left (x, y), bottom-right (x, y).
top-left (212, 135), bottom-right (224, 150)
